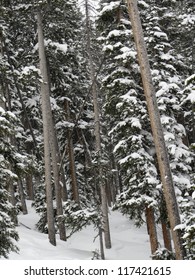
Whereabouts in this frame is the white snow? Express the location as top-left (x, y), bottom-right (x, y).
top-left (180, 14), bottom-right (195, 26)
top-left (44, 39), bottom-right (68, 54)
top-left (186, 92), bottom-right (195, 103)
top-left (154, 31), bottom-right (168, 40)
top-left (99, 1), bottom-right (120, 16)
top-left (6, 201), bottom-right (152, 260)
top-left (52, 42), bottom-right (68, 54)
top-left (21, 65), bottom-right (40, 76)
top-left (185, 74), bottom-right (195, 86)
top-left (130, 117), bottom-right (142, 129)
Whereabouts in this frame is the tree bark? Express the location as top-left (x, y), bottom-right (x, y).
top-left (25, 173), bottom-right (34, 200)
top-left (17, 179), bottom-right (28, 214)
top-left (161, 221), bottom-right (173, 252)
top-left (37, 10), bottom-right (66, 243)
top-left (126, 0), bottom-right (185, 259)
top-left (85, 0), bottom-right (111, 250)
top-left (65, 100), bottom-right (80, 204)
top-left (145, 206), bottom-right (158, 256)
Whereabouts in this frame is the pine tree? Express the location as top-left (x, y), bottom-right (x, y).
top-left (31, 0), bottom-right (101, 239)
top-left (180, 74), bottom-right (195, 259)
top-left (1, 1), bottom-right (42, 205)
top-left (0, 107), bottom-right (20, 258)
top-left (142, 0), bottom-right (195, 259)
top-left (97, 1), bottom-right (160, 257)
top-left (0, 1), bottom-right (38, 257)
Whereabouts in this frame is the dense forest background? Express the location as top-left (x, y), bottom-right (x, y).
top-left (0, 0), bottom-right (195, 260)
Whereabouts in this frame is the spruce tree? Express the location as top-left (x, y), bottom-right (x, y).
top-left (30, 0), bottom-right (100, 238)
top-left (143, 0), bottom-right (195, 259)
top-left (0, 107), bottom-right (20, 258)
top-left (97, 0), bottom-right (159, 231)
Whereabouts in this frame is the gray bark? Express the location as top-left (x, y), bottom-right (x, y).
top-left (37, 11), bottom-right (66, 244)
top-left (126, 0), bottom-right (185, 259)
top-left (85, 0), bottom-right (111, 250)
top-left (18, 179), bottom-right (28, 215)
top-left (65, 100), bottom-right (80, 204)
top-left (161, 221), bottom-right (173, 252)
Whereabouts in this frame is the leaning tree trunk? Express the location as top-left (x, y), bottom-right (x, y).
top-left (85, 0), bottom-right (111, 251)
top-left (126, 0), bottom-right (185, 259)
top-left (37, 10), bottom-right (66, 242)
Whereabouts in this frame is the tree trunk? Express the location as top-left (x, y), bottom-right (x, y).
top-left (65, 100), bottom-right (80, 204)
top-left (161, 221), bottom-right (173, 252)
top-left (99, 227), bottom-right (105, 260)
top-left (126, 0), bottom-right (185, 259)
top-left (145, 206), bottom-right (158, 256)
top-left (37, 10), bottom-right (66, 243)
top-left (43, 135), bottom-right (56, 246)
top-left (25, 173), bottom-right (34, 200)
top-left (18, 179), bottom-right (28, 215)
top-left (85, 0), bottom-right (111, 250)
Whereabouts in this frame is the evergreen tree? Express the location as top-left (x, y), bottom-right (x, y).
top-left (1, 1), bottom-right (42, 203)
top-left (180, 74), bottom-right (195, 259)
top-left (97, 0), bottom-right (159, 228)
top-left (0, 107), bottom-right (20, 258)
top-left (31, 0), bottom-right (100, 238)
top-left (142, 0), bottom-right (195, 258)
top-left (0, 1), bottom-right (37, 257)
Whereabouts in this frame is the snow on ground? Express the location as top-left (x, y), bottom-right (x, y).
top-left (7, 201), bottom-right (152, 260)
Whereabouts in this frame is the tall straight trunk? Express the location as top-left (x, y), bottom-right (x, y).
top-left (126, 0), bottom-right (185, 259)
top-left (107, 135), bottom-right (119, 202)
top-left (85, 0), bottom-right (111, 250)
top-left (46, 59), bottom-right (68, 203)
top-left (65, 100), bottom-right (80, 204)
top-left (23, 117), bottom-right (35, 201)
top-left (37, 11), bottom-right (66, 242)
top-left (145, 206), bottom-right (158, 256)
top-left (17, 179), bottom-right (28, 215)
top-left (51, 115), bottom-right (68, 203)
top-left (25, 173), bottom-right (34, 200)
top-left (43, 134), bottom-right (56, 246)
top-left (60, 170), bottom-right (68, 202)
top-left (161, 221), bottom-right (173, 252)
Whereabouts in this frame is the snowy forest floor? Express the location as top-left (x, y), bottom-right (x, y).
top-left (6, 201), bottom-right (154, 260)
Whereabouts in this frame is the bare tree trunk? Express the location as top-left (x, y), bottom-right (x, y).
top-left (37, 10), bottom-right (66, 243)
top-left (99, 227), bottom-right (105, 260)
top-left (107, 135), bottom-right (119, 202)
top-left (161, 221), bottom-right (173, 252)
top-left (25, 173), bottom-right (34, 200)
top-left (18, 179), bottom-right (28, 215)
top-left (85, 0), bottom-right (111, 250)
top-left (65, 100), bottom-right (80, 204)
top-left (60, 171), bottom-right (68, 202)
top-left (145, 206), bottom-right (158, 256)
top-left (43, 135), bottom-right (56, 246)
top-left (126, 0), bottom-right (185, 259)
